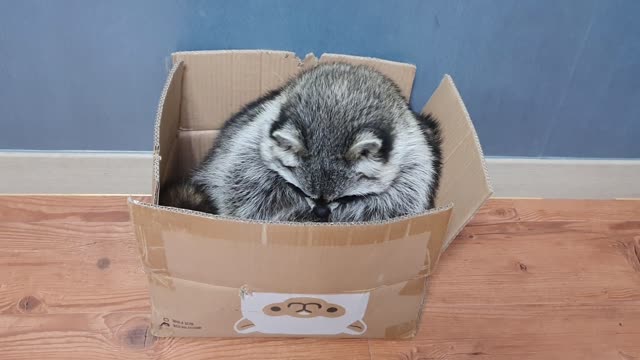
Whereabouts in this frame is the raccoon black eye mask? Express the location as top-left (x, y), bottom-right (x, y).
top-left (160, 62), bottom-right (442, 223)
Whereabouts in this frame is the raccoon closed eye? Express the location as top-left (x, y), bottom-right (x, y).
top-left (277, 159), bottom-right (296, 170)
top-left (332, 195), bottom-right (360, 204)
top-left (331, 193), bottom-right (376, 204)
top-left (359, 148), bottom-right (383, 160)
top-left (356, 172), bottom-right (378, 181)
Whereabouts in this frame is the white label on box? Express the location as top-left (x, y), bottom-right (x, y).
top-left (234, 291), bottom-right (370, 336)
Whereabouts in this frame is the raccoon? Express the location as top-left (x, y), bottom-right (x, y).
top-left (160, 63), bottom-right (442, 222)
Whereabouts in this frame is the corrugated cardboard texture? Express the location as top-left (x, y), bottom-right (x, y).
top-left (423, 75), bottom-right (493, 247)
top-left (130, 201), bottom-right (452, 294)
top-left (152, 61), bottom-right (184, 200)
top-left (172, 50), bottom-right (306, 131)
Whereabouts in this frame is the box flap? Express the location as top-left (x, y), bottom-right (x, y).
top-left (152, 61), bottom-right (184, 203)
top-left (170, 50), bottom-right (417, 131)
top-left (171, 50), bottom-right (311, 131)
top-left (422, 75), bottom-right (493, 248)
top-left (129, 200), bottom-right (452, 294)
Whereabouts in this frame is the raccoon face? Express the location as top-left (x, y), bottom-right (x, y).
top-left (261, 118), bottom-right (400, 220)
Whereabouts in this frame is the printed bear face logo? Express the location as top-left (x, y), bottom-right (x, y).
top-left (234, 292), bottom-right (370, 336)
top-left (262, 297), bottom-right (346, 318)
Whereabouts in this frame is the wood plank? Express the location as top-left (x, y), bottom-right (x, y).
top-left (370, 215), bottom-right (640, 359)
top-left (0, 313), bottom-right (370, 360)
top-left (369, 334), bottom-right (640, 360)
top-left (511, 198), bottom-right (640, 222)
top-left (467, 198), bottom-right (640, 226)
top-left (0, 221), bottom-right (148, 314)
top-left (430, 221), bottom-right (640, 305)
top-left (0, 221), bottom-right (136, 250)
top-left (466, 199), bottom-right (520, 226)
top-left (0, 195), bottom-right (150, 223)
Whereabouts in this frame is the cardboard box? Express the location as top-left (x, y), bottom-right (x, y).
top-left (128, 50), bottom-right (492, 339)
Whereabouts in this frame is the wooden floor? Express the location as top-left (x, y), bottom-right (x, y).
top-left (0, 196), bottom-right (639, 359)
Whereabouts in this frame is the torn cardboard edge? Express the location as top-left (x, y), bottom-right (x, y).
top-left (171, 50), bottom-right (416, 103)
top-left (170, 50), bottom-right (417, 132)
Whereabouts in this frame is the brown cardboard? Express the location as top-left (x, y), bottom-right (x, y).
top-left (130, 202), bottom-right (451, 292)
top-left (423, 76), bottom-right (493, 247)
top-left (145, 274), bottom-right (427, 338)
top-left (172, 50), bottom-right (306, 131)
top-left (129, 50), bottom-right (492, 339)
top-left (172, 130), bottom-right (219, 179)
top-left (152, 61), bottom-right (184, 201)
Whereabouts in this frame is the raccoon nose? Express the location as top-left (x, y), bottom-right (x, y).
top-left (313, 204), bottom-right (331, 220)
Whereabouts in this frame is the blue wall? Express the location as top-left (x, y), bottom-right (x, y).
top-left (1, 0), bottom-right (639, 158)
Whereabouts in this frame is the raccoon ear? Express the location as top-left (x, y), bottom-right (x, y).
top-left (347, 131), bottom-right (383, 161)
top-left (271, 123), bottom-right (305, 154)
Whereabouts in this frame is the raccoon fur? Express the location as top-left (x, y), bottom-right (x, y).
top-left (160, 63), bottom-right (442, 222)
top-left (159, 179), bottom-right (216, 214)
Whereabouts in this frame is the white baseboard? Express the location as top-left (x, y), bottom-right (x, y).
top-left (486, 158), bottom-right (640, 199)
top-left (1, 152), bottom-right (639, 199)
top-left (0, 151), bottom-right (152, 195)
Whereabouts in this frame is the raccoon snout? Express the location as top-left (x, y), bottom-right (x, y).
top-left (310, 197), bottom-right (332, 220)
top-left (312, 204), bottom-right (331, 220)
